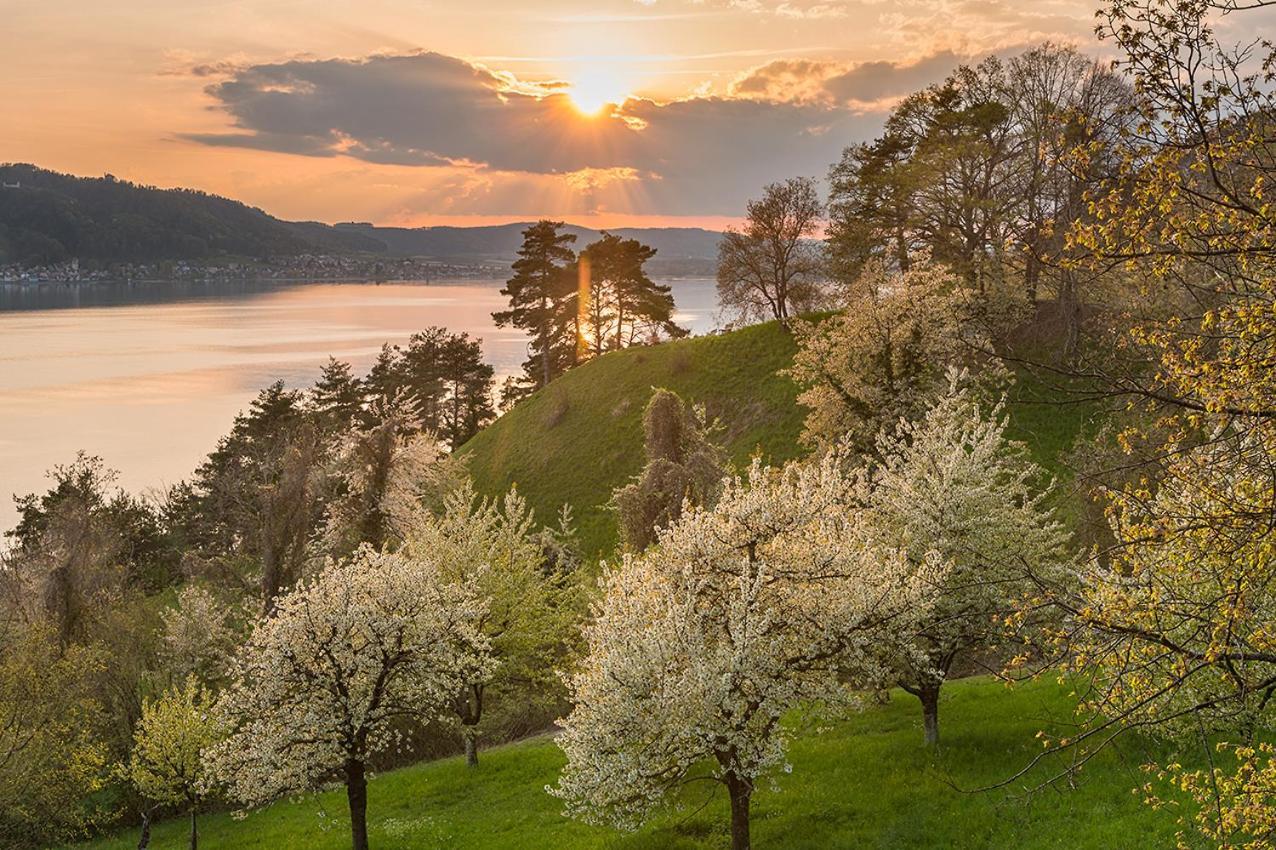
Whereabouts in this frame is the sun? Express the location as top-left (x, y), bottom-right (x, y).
top-left (567, 64), bottom-right (632, 116)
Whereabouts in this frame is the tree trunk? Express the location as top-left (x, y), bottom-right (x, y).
top-left (346, 759), bottom-right (370, 850)
top-left (725, 772), bottom-right (753, 850)
top-left (136, 809), bottom-right (152, 850)
top-left (464, 727), bottom-right (479, 767)
top-left (188, 809), bottom-right (197, 850)
top-left (919, 684), bottom-right (941, 747)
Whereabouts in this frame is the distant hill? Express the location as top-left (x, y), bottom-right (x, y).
top-left (336, 222), bottom-right (723, 274)
top-left (0, 164), bottom-right (385, 265)
top-left (0, 164), bottom-right (722, 272)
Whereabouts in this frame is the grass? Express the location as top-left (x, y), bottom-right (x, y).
top-left (460, 321), bottom-right (807, 559)
top-left (71, 676), bottom-right (1185, 850)
top-left (462, 318), bottom-right (1097, 559)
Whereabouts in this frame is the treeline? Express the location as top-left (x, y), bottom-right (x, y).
top-left (0, 164), bottom-right (383, 265)
top-left (494, 225), bottom-right (687, 402)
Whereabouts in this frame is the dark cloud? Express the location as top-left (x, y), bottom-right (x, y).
top-left (823, 51), bottom-right (966, 104)
top-left (731, 51), bottom-right (970, 107)
top-left (183, 50), bottom-right (885, 215)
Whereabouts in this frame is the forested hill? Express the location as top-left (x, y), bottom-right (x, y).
top-left (0, 164), bottom-right (386, 264)
top-left (0, 164), bottom-right (722, 271)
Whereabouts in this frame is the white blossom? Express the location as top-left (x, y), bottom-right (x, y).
top-left (205, 547), bottom-right (492, 810)
top-left (551, 452), bottom-right (944, 845)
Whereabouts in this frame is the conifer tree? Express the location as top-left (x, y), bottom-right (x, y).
top-left (493, 221), bottom-right (578, 397)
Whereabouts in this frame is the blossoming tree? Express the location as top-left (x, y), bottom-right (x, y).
top-left (405, 483), bottom-right (578, 766)
top-left (863, 375), bottom-right (1073, 745)
top-left (206, 547), bottom-right (491, 850)
top-left (551, 454), bottom-right (944, 850)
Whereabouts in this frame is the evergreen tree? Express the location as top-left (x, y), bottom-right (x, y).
top-left (439, 333), bottom-right (496, 449)
top-left (578, 233), bottom-right (685, 357)
top-left (308, 357), bottom-right (363, 433)
top-left (493, 221), bottom-right (578, 397)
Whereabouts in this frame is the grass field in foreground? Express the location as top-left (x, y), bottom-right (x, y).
top-left (71, 676), bottom-right (1185, 850)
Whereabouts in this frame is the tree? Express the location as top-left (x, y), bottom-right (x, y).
top-left (0, 624), bottom-right (107, 846)
top-left (4, 454), bottom-right (129, 645)
top-left (126, 679), bottom-right (224, 850)
top-left (308, 357), bottom-right (363, 433)
top-left (863, 375), bottom-right (1072, 745)
top-left (178, 383), bottom-right (326, 612)
top-left (826, 43), bottom-right (1132, 344)
top-left (612, 388), bottom-right (726, 551)
top-left (988, 4), bottom-right (1276, 843)
top-left (493, 221), bottom-right (578, 396)
top-left (358, 328), bottom-right (496, 445)
top-left (158, 586), bottom-right (241, 689)
top-left (577, 234), bottom-right (685, 358)
top-left (206, 548), bottom-right (491, 850)
top-left (788, 260), bottom-right (997, 452)
top-left (437, 333), bottom-right (496, 450)
top-left (323, 394), bottom-right (461, 557)
top-left (717, 177), bottom-right (826, 323)
top-left (405, 483), bottom-right (577, 766)
top-left (552, 454), bottom-right (943, 850)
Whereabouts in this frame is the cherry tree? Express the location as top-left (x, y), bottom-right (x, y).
top-left (404, 483), bottom-right (577, 767)
top-left (206, 547), bottom-right (491, 850)
top-left (863, 374), bottom-right (1072, 745)
top-left (551, 454), bottom-right (943, 850)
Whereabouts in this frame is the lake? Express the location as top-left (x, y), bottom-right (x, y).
top-left (0, 278), bottom-right (720, 532)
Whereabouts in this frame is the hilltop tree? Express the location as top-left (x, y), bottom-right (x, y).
top-left (864, 376), bottom-right (1071, 745)
top-left (578, 234), bottom-right (685, 358)
top-left (493, 221), bottom-right (578, 398)
top-left (612, 388), bottom-right (726, 551)
top-left (406, 484), bottom-right (577, 766)
top-left (207, 548), bottom-right (491, 850)
top-left (827, 44), bottom-right (1130, 322)
top-left (126, 678), bottom-right (225, 850)
top-left (717, 177), bottom-right (826, 323)
top-left (553, 455), bottom-right (943, 850)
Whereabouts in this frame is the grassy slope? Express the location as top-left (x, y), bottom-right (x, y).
top-left (461, 322), bottom-right (807, 558)
top-left (462, 319), bottom-right (1096, 558)
top-left (72, 677), bottom-right (1181, 850)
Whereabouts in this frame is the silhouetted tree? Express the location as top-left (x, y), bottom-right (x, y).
top-left (493, 221), bottom-right (578, 398)
top-left (578, 234), bottom-right (685, 358)
top-left (717, 177), bottom-right (826, 323)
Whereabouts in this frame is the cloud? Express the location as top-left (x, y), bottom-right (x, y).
top-left (182, 50), bottom-right (884, 216)
top-left (730, 50), bottom-right (973, 108)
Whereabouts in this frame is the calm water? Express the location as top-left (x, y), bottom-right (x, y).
top-left (0, 278), bottom-right (720, 531)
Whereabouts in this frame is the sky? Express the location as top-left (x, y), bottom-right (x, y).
top-left (1, 0), bottom-right (1120, 227)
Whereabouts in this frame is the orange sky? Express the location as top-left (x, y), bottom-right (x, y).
top-left (1, 0), bottom-right (1118, 227)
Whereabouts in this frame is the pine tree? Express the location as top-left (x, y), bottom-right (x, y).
top-left (578, 233), bottom-right (686, 357)
top-left (493, 221), bottom-right (578, 397)
top-left (308, 357), bottom-right (363, 432)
